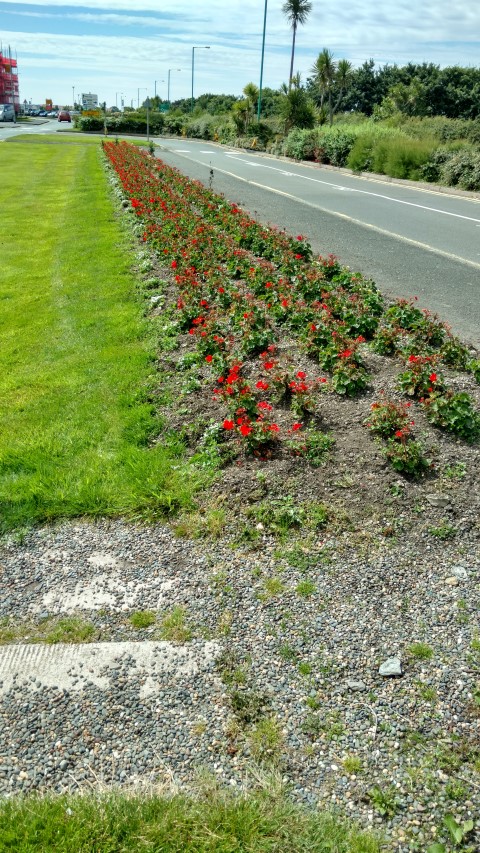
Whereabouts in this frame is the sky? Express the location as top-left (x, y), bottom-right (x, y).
top-left (1, 0), bottom-right (479, 109)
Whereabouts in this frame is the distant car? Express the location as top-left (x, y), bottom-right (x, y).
top-left (58, 110), bottom-right (71, 122)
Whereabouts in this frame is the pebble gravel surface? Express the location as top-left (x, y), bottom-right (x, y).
top-left (0, 518), bottom-right (479, 851)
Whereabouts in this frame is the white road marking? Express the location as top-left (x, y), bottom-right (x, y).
top-left (224, 154), bottom-right (480, 225)
top-left (199, 163), bottom-right (480, 271)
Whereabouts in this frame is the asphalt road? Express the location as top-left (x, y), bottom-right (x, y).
top-left (155, 137), bottom-right (480, 349)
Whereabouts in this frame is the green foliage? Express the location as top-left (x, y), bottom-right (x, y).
top-left (407, 642), bottom-right (434, 660)
top-left (368, 785), bottom-right (400, 818)
top-left (383, 438), bottom-right (430, 476)
top-left (332, 361), bottom-right (369, 396)
top-left (251, 495), bottom-right (305, 534)
top-left (443, 813), bottom-right (474, 846)
top-left (422, 391), bottom-right (480, 443)
top-left (442, 147), bottom-right (480, 190)
top-left (129, 610), bottom-right (156, 629)
top-left (159, 606), bottom-right (193, 642)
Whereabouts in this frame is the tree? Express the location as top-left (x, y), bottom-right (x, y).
top-left (232, 82), bottom-right (259, 134)
top-left (279, 75), bottom-right (316, 130)
top-left (282, 0), bottom-right (312, 91)
top-left (311, 48), bottom-right (336, 123)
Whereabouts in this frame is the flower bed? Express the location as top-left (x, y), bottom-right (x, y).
top-left (103, 140), bottom-right (479, 473)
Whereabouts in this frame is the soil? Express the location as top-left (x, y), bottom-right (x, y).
top-left (145, 257), bottom-right (480, 558)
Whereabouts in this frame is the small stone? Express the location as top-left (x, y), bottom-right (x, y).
top-left (379, 657), bottom-right (402, 677)
top-left (451, 565), bottom-right (468, 580)
top-left (346, 679), bottom-right (367, 691)
top-left (445, 576), bottom-right (459, 586)
top-left (426, 494), bottom-right (450, 508)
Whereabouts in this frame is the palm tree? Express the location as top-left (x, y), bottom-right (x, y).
top-left (332, 58), bottom-right (353, 119)
top-left (311, 48), bottom-right (336, 123)
top-left (282, 0), bottom-right (313, 91)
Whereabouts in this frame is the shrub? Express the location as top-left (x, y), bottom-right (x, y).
top-left (347, 134), bottom-right (376, 172)
top-left (318, 128), bottom-right (356, 167)
top-left (383, 138), bottom-right (435, 180)
top-left (441, 148), bottom-right (480, 190)
top-left (282, 128), bottom-right (319, 161)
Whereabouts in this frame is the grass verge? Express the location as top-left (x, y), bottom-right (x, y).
top-left (0, 137), bottom-right (195, 534)
top-left (0, 786), bottom-right (380, 852)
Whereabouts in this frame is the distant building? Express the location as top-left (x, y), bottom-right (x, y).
top-left (0, 45), bottom-right (20, 112)
top-left (81, 93), bottom-right (98, 110)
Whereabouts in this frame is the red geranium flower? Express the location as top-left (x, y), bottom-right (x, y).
top-left (223, 420), bottom-right (234, 430)
top-left (205, 355), bottom-right (213, 363)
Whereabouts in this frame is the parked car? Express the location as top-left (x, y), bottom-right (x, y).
top-left (0, 104), bottom-right (15, 121)
top-left (58, 110), bottom-right (71, 122)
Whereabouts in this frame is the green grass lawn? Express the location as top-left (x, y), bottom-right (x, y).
top-left (0, 137), bottom-right (192, 534)
top-left (0, 787), bottom-right (380, 852)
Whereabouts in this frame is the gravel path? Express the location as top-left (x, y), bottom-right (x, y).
top-left (0, 518), bottom-right (479, 851)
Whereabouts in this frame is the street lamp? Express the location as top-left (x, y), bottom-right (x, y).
top-left (167, 68), bottom-right (182, 106)
top-left (257, 0), bottom-right (268, 121)
top-left (72, 85), bottom-right (76, 110)
top-left (191, 46), bottom-right (210, 112)
top-left (137, 87), bottom-right (147, 108)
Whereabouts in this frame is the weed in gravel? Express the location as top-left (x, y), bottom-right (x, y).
top-left (443, 462), bottom-right (467, 480)
top-left (368, 784), bottom-right (400, 818)
top-left (158, 606), bottom-right (193, 642)
top-left (129, 610), bottom-right (156, 629)
top-left (248, 715), bottom-right (285, 766)
top-left (295, 579), bottom-right (317, 597)
top-left (44, 617), bottom-right (96, 644)
top-left (415, 681), bottom-right (438, 702)
top-left (230, 689), bottom-right (269, 725)
top-left (260, 576), bottom-right (286, 599)
top-left (0, 618), bottom-right (17, 643)
top-left (407, 642), bottom-right (434, 660)
top-left (278, 643), bottom-right (298, 661)
top-left (428, 522), bottom-right (457, 540)
top-left (343, 754), bottom-right (363, 774)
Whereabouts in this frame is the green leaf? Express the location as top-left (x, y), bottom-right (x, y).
top-left (443, 813), bottom-right (462, 843)
top-left (426, 844), bottom-right (446, 853)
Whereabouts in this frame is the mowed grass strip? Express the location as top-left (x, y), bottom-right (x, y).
top-left (0, 788), bottom-right (380, 853)
top-left (0, 138), bottom-right (191, 533)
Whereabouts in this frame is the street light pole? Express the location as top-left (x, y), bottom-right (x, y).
top-left (191, 46), bottom-right (210, 112)
top-left (257, 0), bottom-right (268, 121)
top-left (154, 80), bottom-right (165, 100)
top-left (137, 87), bottom-right (147, 108)
top-left (72, 85), bottom-right (75, 110)
top-left (167, 68), bottom-right (182, 106)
